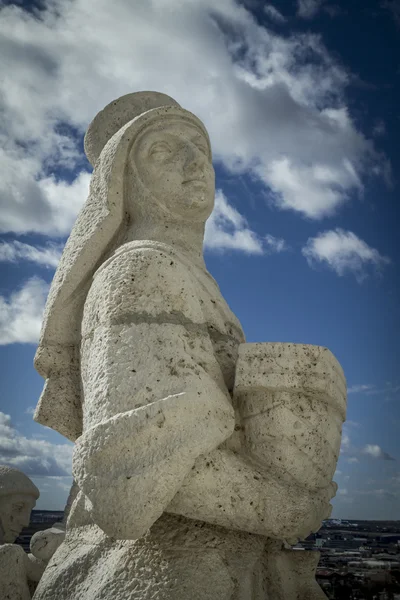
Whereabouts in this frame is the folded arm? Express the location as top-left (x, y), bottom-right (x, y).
top-left (73, 246), bottom-right (235, 539)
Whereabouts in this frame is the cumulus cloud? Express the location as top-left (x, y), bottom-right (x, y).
top-left (362, 444), bottom-right (395, 461)
top-left (0, 277), bottom-right (49, 345)
top-left (347, 457), bottom-right (359, 464)
top-left (264, 5), bottom-right (286, 23)
top-left (0, 0), bottom-right (387, 236)
top-left (264, 234), bottom-right (289, 253)
top-left (0, 166), bottom-right (91, 236)
top-left (382, 0), bottom-right (400, 28)
top-left (348, 383), bottom-right (400, 398)
top-left (205, 190), bottom-right (264, 254)
top-left (297, 0), bottom-right (326, 18)
top-left (373, 119), bottom-right (386, 137)
top-left (0, 412), bottom-right (73, 476)
top-left (0, 240), bottom-right (63, 268)
top-left (302, 228), bottom-right (390, 280)
top-left (205, 190), bottom-right (289, 254)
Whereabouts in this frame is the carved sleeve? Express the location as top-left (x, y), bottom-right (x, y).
top-left (72, 246), bottom-right (235, 539)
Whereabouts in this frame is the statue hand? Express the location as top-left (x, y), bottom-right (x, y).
top-left (277, 480), bottom-right (337, 544)
top-left (73, 391), bottom-right (234, 540)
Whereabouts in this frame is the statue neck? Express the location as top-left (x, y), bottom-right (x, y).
top-left (123, 218), bottom-right (207, 270)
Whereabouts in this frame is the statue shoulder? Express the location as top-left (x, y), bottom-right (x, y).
top-left (84, 241), bottom-right (205, 327)
top-left (0, 542), bottom-right (27, 565)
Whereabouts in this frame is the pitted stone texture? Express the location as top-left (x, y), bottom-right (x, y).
top-left (234, 342), bottom-right (346, 492)
top-left (74, 243), bottom-right (239, 540)
top-left (84, 91), bottom-right (181, 166)
top-left (264, 548), bottom-right (328, 599)
top-left (0, 543), bottom-right (31, 600)
top-left (33, 513), bottom-right (268, 600)
top-left (30, 524), bottom-right (66, 562)
top-left (0, 466), bottom-right (41, 599)
top-left (168, 447), bottom-right (336, 543)
top-left (0, 465), bottom-right (39, 544)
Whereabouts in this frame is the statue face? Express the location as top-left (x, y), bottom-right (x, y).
top-left (0, 493), bottom-right (36, 543)
top-left (132, 120), bottom-right (215, 222)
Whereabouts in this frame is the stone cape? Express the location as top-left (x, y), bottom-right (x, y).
top-left (32, 240), bottom-right (260, 600)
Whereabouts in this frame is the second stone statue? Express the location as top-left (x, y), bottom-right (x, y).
top-left (32, 92), bottom-right (346, 599)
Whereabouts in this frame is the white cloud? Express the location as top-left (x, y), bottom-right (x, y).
top-left (373, 119), bottom-right (386, 137)
top-left (0, 412), bottom-right (73, 477)
top-left (362, 444), bottom-right (395, 461)
top-left (264, 5), bottom-right (286, 23)
top-left (0, 277), bottom-right (49, 345)
top-left (348, 384), bottom-right (376, 394)
top-left (337, 487), bottom-right (348, 495)
top-left (340, 431), bottom-right (350, 452)
top-left (25, 406), bottom-right (36, 416)
top-left (347, 457), bottom-right (359, 464)
top-left (302, 229), bottom-right (390, 280)
top-left (205, 190), bottom-right (264, 254)
top-left (357, 488), bottom-right (398, 499)
top-left (347, 383), bottom-right (400, 398)
top-left (0, 240), bottom-right (63, 268)
top-left (205, 190), bottom-right (289, 255)
top-left (297, 0), bottom-right (326, 18)
top-left (0, 165), bottom-right (91, 236)
top-left (382, 1), bottom-right (400, 28)
top-left (0, 0), bottom-right (387, 235)
top-left (264, 234), bottom-right (289, 253)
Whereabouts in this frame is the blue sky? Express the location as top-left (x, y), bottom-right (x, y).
top-left (0, 0), bottom-right (399, 519)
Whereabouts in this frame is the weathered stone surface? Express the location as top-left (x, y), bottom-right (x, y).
top-left (32, 91), bottom-right (347, 599)
top-left (0, 465), bottom-right (39, 545)
top-left (0, 466), bottom-right (40, 599)
top-left (234, 342), bottom-right (346, 492)
top-left (0, 543), bottom-right (32, 600)
top-left (30, 524), bottom-right (66, 563)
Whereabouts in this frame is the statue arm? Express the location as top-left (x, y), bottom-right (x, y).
top-left (72, 246), bottom-right (235, 540)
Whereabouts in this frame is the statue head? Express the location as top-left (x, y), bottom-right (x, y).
top-left (127, 117), bottom-right (215, 224)
top-left (84, 90), bottom-right (215, 226)
top-left (0, 466), bottom-right (39, 543)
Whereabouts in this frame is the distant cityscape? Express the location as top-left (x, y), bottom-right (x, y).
top-left (15, 513), bottom-right (400, 599)
top-left (301, 519), bottom-right (400, 599)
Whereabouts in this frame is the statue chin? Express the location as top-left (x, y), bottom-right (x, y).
top-left (3, 530), bottom-right (20, 544)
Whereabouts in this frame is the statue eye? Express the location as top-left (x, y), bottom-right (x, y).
top-left (196, 144), bottom-right (208, 156)
top-left (150, 142), bottom-right (171, 157)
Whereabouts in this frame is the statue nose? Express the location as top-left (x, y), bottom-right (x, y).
top-left (185, 143), bottom-right (206, 172)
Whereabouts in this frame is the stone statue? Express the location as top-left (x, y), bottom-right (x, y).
top-left (0, 465), bottom-right (44, 599)
top-left (32, 92), bottom-right (347, 599)
top-left (0, 465), bottom-right (39, 545)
